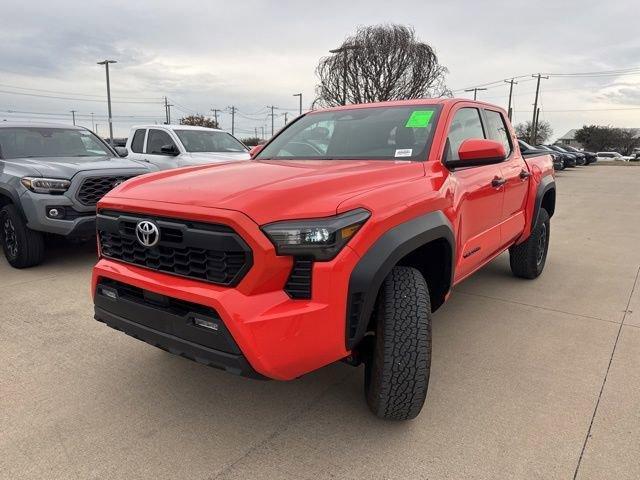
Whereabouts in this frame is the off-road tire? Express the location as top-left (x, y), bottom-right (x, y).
top-left (0, 205), bottom-right (45, 268)
top-left (509, 208), bottom-right (550, 279)
top-left (365, 266), bottom-right (431, 421)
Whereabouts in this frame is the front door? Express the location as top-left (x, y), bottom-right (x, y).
top-left (443, 106), bottom-right (505, 282)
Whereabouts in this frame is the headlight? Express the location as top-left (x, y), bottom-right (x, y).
top-left (21, 177), bottom-right (71, 194)
top-left (261, 208), bottom-right (370, 261)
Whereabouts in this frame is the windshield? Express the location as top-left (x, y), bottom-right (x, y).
top-left (256, 105), bottom-right (440, 161)
top-left (0, 127), bottom-right (111, 159)
top-left (174, 130), bottom-right (247, 153)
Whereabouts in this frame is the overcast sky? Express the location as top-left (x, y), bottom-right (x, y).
top-left (1, 0), bottom-right (639, 140)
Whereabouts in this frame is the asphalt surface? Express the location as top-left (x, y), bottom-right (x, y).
top-left (2, 164), bottom-right (639, 479)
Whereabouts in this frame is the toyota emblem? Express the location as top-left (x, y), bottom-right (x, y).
top-left (135, 220), bottom-right (160, 247)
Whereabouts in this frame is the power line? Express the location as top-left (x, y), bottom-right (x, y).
top-left (0, 83), bottom-right (160, 100)
top-left (0, 89), bottom-right (160, 104)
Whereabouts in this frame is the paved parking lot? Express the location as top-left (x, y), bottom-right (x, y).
top-left (1, 164), bottom-right (639, 480)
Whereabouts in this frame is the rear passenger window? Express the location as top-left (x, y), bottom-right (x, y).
top-left (131, 129), bottom-right (146, 153)
top-left (484, 110), bottom-right (512, 156)
top-left (445, 108), bottom-right (485, 161)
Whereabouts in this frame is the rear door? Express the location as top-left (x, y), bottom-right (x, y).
top-left (443, 106), bottom-right (505, 282)
top-left (483, 108), bottom-right (529, 246)
top-left (126, 128), bottom-right (147, 161)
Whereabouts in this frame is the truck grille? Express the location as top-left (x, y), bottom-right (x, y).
top-left (77, 176), bottom-right (136, 206)
top-left (97, 211), bottom-right (252, 286)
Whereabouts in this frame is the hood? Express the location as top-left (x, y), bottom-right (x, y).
top-left (3, 155), bottom-right (151, 178)
top-left (111, 159), bottom-right (425, 224)
top-left (178, 151), bottom-right (251, 166)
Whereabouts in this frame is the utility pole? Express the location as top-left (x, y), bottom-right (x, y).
top-left (210, 108), bottom-right (221, 128)
top-left (464, 87), bottom-right (488, 100)
top-left (505, 78), bottom-right (518, 121)
top-left (70, 110), bottom-right (77, 126)
top-left (90, 112), bottom-right (95, 132)
top-left (228, 106), bottom-right (236, 136)
top-left (293, 93), bottom-right (302, 115)
top-left (329, 44), bottom-right (362, 105)
top-left (531, 73), bottom-right (549, 144)
top-left (254, 127), bottom-right (258, 138)
top-left (97, 60), bottom-right (117, 145)
top-left (267, 106), bottom-right (277, 136)
top-left (284, 112), bottom-right (288, 125)
top-left (532, 107), bottom-right (542, 144)
top-left (95, 124), bottom-right (100, 136)
top-left (164, 96), bottom-right (174, 124)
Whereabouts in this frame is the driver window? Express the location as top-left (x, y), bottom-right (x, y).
top-left (445, 108), bottom-right (485, 161)
top-left (146, 129), bottom-right (177, 154)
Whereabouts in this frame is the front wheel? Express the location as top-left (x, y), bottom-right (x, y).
top-left (1, 205), bottom-right (45, 268)
top-left (364, 266), bottom-right (432, 421)
top-left (509, 208), bottom-right (550, 279)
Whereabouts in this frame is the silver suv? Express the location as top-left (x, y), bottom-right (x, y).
top-left (0, 123), bottom-right (155, 268)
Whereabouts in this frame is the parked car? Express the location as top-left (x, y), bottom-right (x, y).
top-left (519, 140), bottom-right (564, 170)
top-left (0, 123), bottom-right (154, 268)
top-left (597, 151), bottom-right (628, 161)
top-left (125, 125), bottom-right (251, 170)
top-left (536, 145), bottom-right (576, 167)
top-left (92, 99), bottom-right (556, 420)
top-left (558, 144), bottom-right (597, 164)
top-left (546, 144), bottom-right (585, 165)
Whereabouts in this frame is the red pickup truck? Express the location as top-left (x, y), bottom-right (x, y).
top-left (92, 99), bottom-right (555, 420)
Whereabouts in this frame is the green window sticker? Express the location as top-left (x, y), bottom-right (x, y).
top-left (405, 110), bottom-right (434, 128)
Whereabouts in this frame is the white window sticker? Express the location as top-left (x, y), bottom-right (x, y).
top-left (395, 148), bottom-right (412, 158)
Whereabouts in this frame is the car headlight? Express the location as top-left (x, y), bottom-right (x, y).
top-left (261, 208), bottom-right (370, 261)
top-left (21, 177), bottom-right (71, 194)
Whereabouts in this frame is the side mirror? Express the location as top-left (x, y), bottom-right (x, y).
top-left (249, 144), bottom-right (264, 158)
top-left (114, 146), bottom-right (128, 157)
top-left (446, 138), bottom-right (506, 169)
top-left (160, 144), bottom-right (179, 156)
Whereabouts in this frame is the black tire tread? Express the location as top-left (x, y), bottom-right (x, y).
top-left (509, 208), bottom-right (550, 279)
top-left (366, 266), bottom-right (431, 420)
top-left (0, 204), bottom-right (45, 268)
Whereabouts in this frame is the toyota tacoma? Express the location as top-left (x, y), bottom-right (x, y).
top-left (92, 99), bottom-right (555, 420)
top-left (0, 123), bottom-right (154, 267)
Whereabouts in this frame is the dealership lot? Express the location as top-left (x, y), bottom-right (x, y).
top-left (1, 165), bottom-right (639, 479)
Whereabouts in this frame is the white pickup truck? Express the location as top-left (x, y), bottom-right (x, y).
top-left (125, 125), bottom-right (250, 170)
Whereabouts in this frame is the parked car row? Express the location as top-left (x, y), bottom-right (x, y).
top-left (517, 140), bottom-right (598, 170)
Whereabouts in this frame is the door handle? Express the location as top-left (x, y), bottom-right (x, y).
top-left (519, 170), bottom-right (532, 180)
top-left (491, 177), bottom-right (507, 188)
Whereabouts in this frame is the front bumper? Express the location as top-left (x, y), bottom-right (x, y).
top-left (91, 200), bottom-right (359, 381)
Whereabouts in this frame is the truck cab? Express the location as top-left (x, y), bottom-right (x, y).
top-left (124, 125), bottom-right (250, 171)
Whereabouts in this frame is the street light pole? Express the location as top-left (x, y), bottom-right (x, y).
top-left (70, 110), bottom-right (77, 126)
top-left (329, 44), bottom-right (361, 106)
top-left (293, 93), bottom-right (302, 115)
top-left (97, 60), bottom-right (117, 145)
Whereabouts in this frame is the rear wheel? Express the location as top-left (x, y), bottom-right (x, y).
top-left (364, 266), bottom-right (431, 420)
top-left (0, 205), bottom-right (45, 268)
top-left (509, 208), bottom-right (550, 279)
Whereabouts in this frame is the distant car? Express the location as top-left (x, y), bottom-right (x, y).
top-left (596, 151), bottom-right (628, 161)
top-left (546, 145), bottom-right (585, 166)
top-left (518, 140), bottom-right (564, 170)
top-left (536, 145), bottom-right (576, 167)
top-left (556, 144), bottom-right (597, 164)
top-left (125, 125), bottom-right (251, 170)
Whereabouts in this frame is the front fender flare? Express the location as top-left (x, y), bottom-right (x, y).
top-left (345, 211), bottom-right (455, 350)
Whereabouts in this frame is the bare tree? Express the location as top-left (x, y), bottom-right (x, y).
top-left (515, 120), bottom-right (553, 144)
top-left (179, 114), bottom-right (218, 129)
top-left (314, 24), bottom-right (450, 107)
